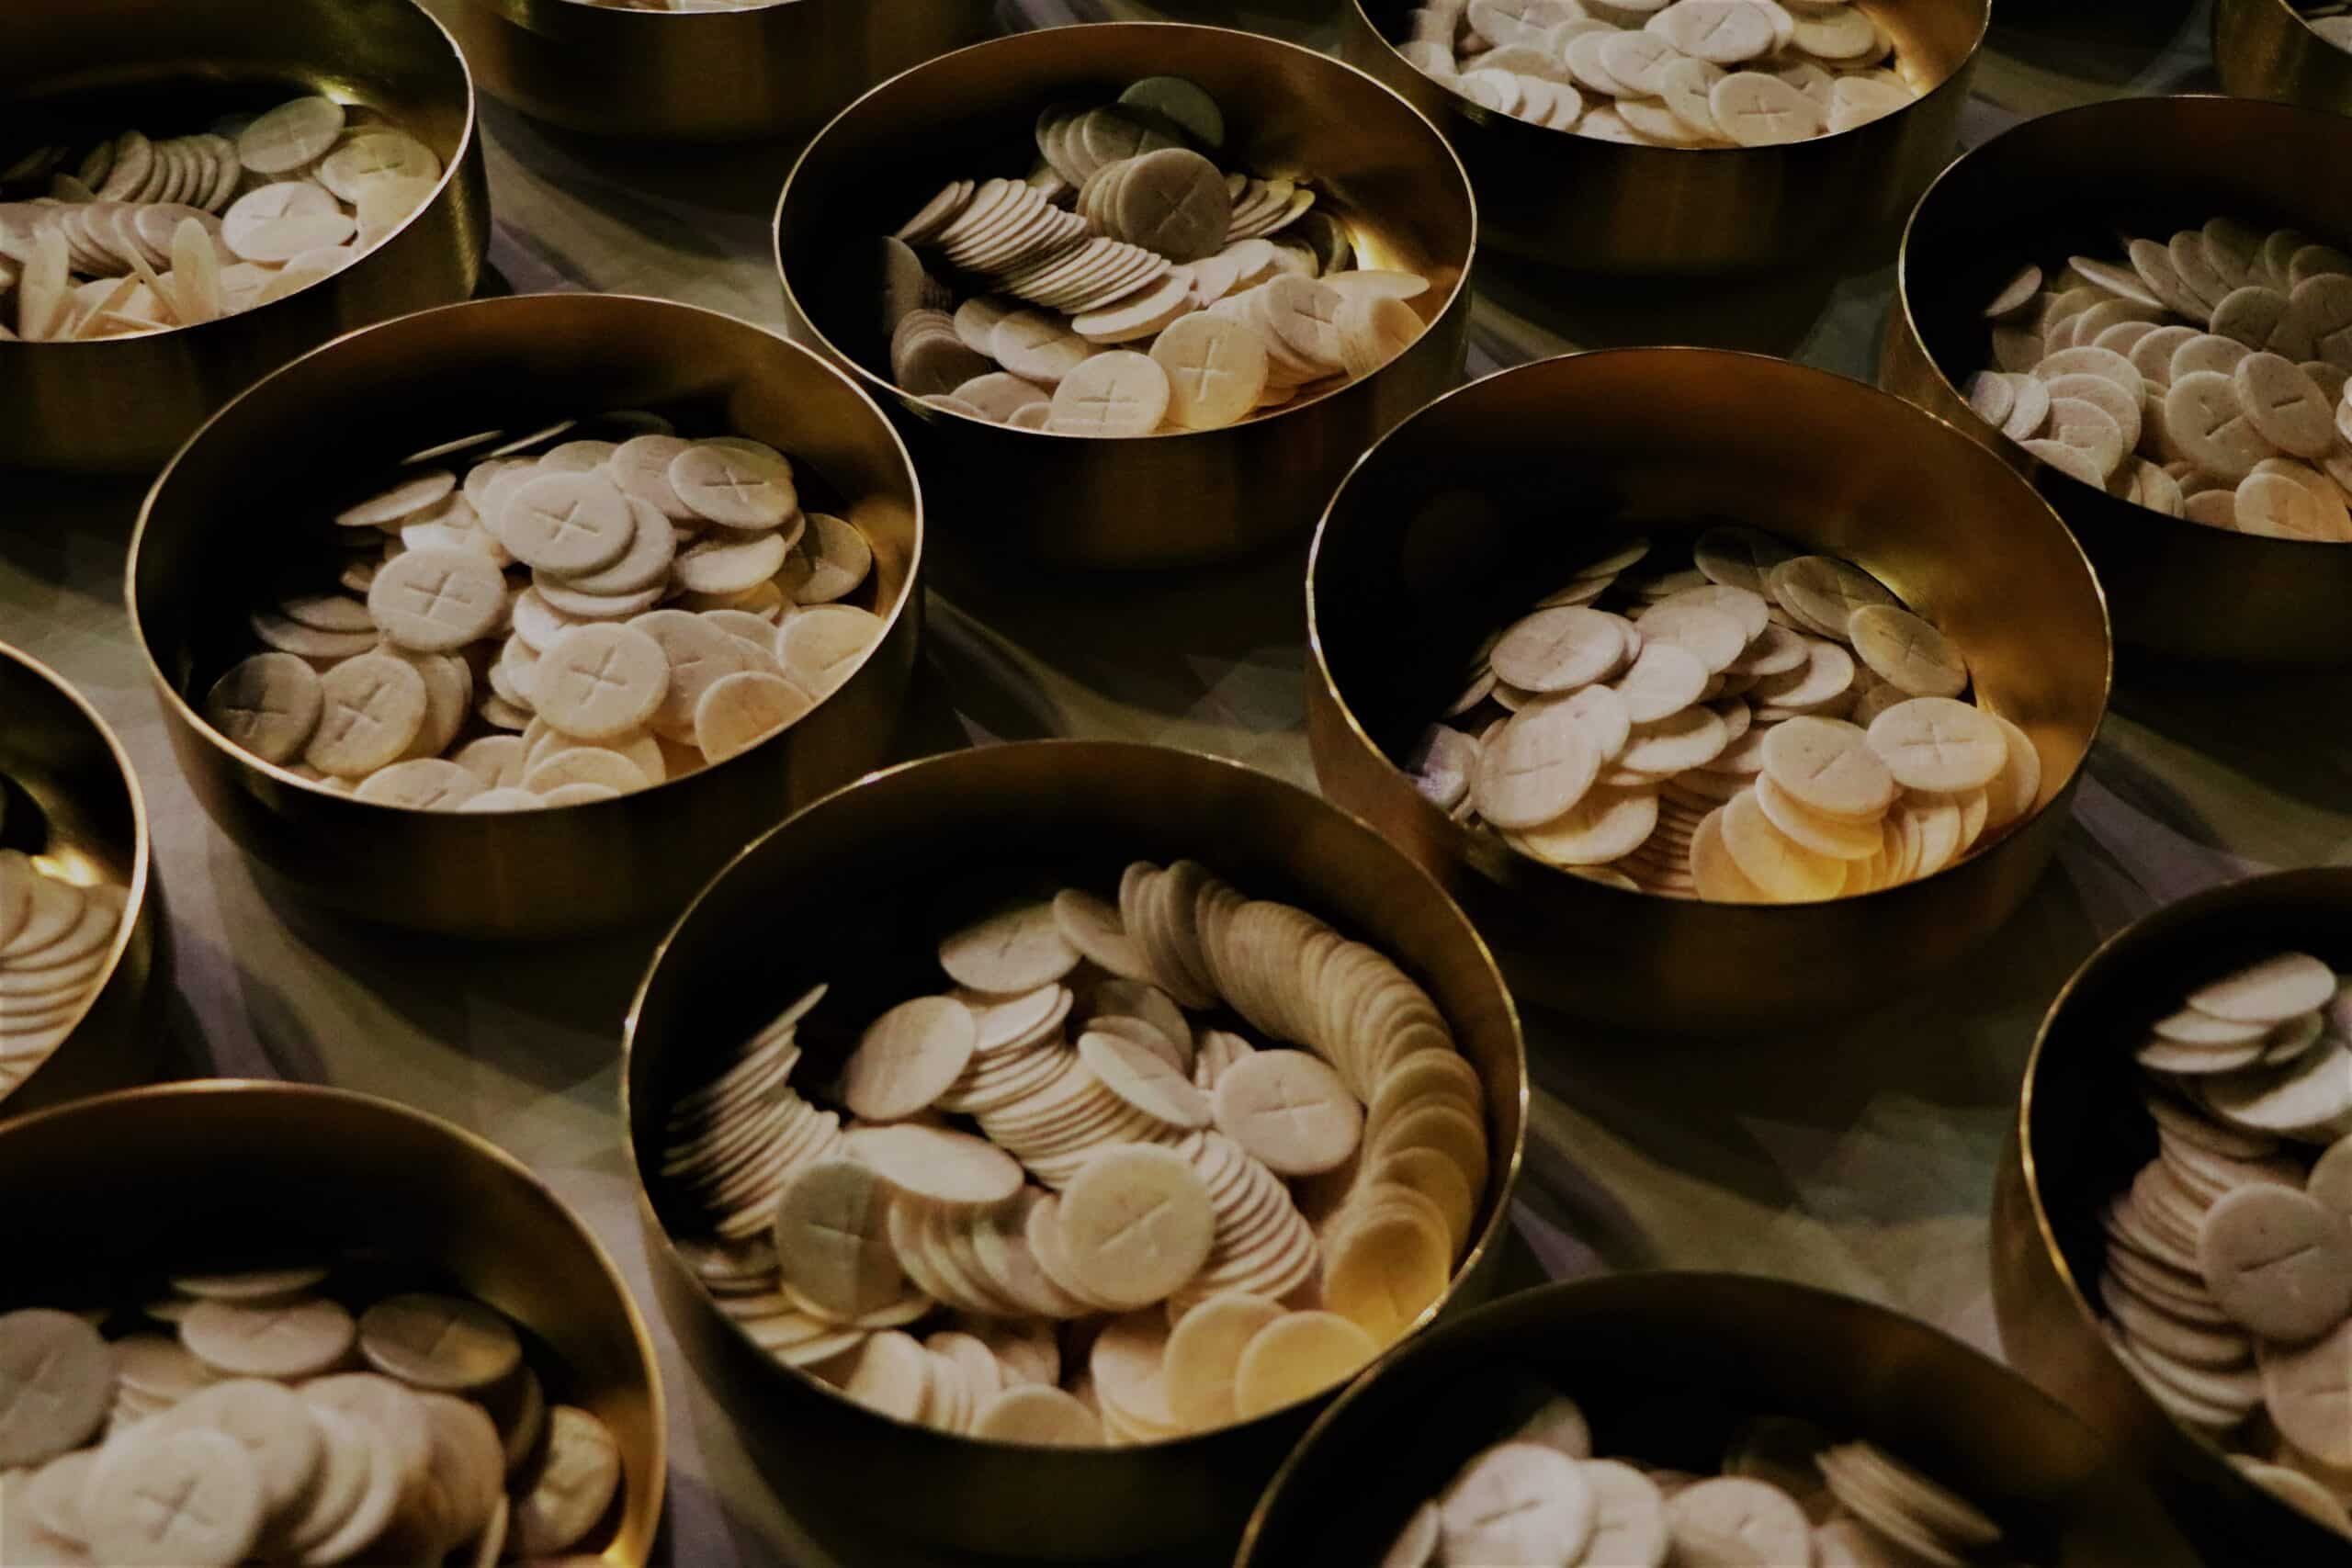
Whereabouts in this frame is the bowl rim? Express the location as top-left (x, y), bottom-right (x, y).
top-left (0, 636), bottom-right (153, 1100)
top-left (122, 289), bottom-right (926, 817)
top-left (1237, 1269), bottom-right (2090, 1563)
top-left (0, 0), bottom-right (481, 355)
top-left (1344, 0), bottom-right (1992, 156)
top-left (1302, 343), bottom-right (2115, 911)
top-left (618, 734), bottom-right (1532, 1454)
top-left (492, 0), bottom-right (802, 15)
top-left (0, 1075), bottom-right (671, 1534)
top-left (2014, 864), bottom-right (2352, 1526)
top-left (1891, 90), bottom-right (2352, 558)
top-left (770, 19), bottom-right (1480, 445)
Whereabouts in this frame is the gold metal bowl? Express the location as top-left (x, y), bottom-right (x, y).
top-left (422, 0), bottom-right (998, 144)
top-left (0, 0), bottom-right (490, 474)
top-left (1238, 1273), bottom-right (2197, 1566)
top-left (622, 739), bottom-right (1528, 1560)
top-left (2216, 0), bottom-right (2352, 118)
top-left (1336, 0), bottom-right (1985, 275)
top-left (1881, 94), bottom-right (2352, 667)
top-left (0, 640), bottom-right (161, 1120)
top-left (774, 23), bottom-right (1476, 569)
top-left (1992, 866), bottom-right (2352, 1563)
top-left (129, 292), bottom-right (922, 940)
top-left (1306, 349), bottom-right (2111, 1034)
top-left (0, 1077), bottom-right (666, 1563)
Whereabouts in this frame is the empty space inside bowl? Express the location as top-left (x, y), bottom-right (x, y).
top-left (0, 668), bottom-right (139, 904)
top-left (1, 0), bottom-right (471, 193)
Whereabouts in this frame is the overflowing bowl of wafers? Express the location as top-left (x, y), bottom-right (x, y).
top-left (1996, 867), bottom-right (2352, 1564)
top-left (0, 0), bottom-right (487, 471)
top-left (1883, 94), bottom-right (2352, 664)
top-left (130, 293), bottom-right (922, 939)
top-left (1307, 348), bottom-right (2109, 1032)
top-left (623, 739), bottom-right (1525, 1559)
top-left (1239, 1275), bottom-right (2197, 1567)
top-left (1339, 0), bottom-right (1984, 272)
top-left (776, 23), bottom-right (1474, 567)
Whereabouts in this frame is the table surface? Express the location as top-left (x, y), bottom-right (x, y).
top-left (7, 1), bottom-right (2349, 1562)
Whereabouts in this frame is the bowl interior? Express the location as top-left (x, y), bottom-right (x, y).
top-left (1903, 97), bottom-right (2352, 411)
top-left (1312, 349), bottom-right (2107, 852)
top-left (0, 1080), bottom-right (664, 1561)
top-left (778, 24), bottom-right (1474, 402)
top-left (1, 0), bottom-right (471, 234)
top-left (133, 292), bottom-right (919, 800)
top-left (0, 647), bottom-right (145, 1043)
top-left (626, 740), bottom-right (1524, 1427)
top-left (1242, 1275), bottom-right (2194, 1566)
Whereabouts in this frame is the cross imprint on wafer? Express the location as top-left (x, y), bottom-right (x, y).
top-left (402, 570), bottom-right (473, 623)
top-left (334, 678), bottom-right (395, 739)
top-left (228, 1304), bottom-right (303, 1344)
top-left (1102, 1193), bottom-right (1175, 1254)
top-left (1255, 1078), bottom-right (1323, 1137)
top-left (2241, 1241), bottom-right (2324, 1281)
top-left (2, 1348), bottom-right (68, 1422)
top-left (220, 694), bottom-right (294, 728)
top-left (134, 1473), bottom-right (219, 1538)
top-left (570, 649), bottom-right (632, 701)
top-left (546, 500), bottom-right (601, 545)
top-left (706, 471), bottom-right (773, 504)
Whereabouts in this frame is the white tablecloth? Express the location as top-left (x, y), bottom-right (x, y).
top-left (6, 2), bottom-right (2346, 1562)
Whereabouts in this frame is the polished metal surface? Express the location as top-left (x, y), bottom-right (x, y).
top-left (0, 641), bottom-right (160, 1120)
top-left (2215, 0), bottom-right (2352, 118)
top-left (0, 1078), bottom-right (666, 1562)
top-left (129, 293), bottom-right (922, 939)
top-left (1337, 0), bottom-right (1985, 275)
top-left (424, 0), bottom-right (998, 144)
top-left (1993, 867), bottom-right (2352, 1564)
top-left (0, 0), bottom-right (490, 473)
top-left (775, 23), bottom-right (1476, 568)
top-left (1306, 349), bottom-right (2109, 1033)
top-left (1239, 1273), bottom-right (2196, 1567)
top-left (1881, 94), bottom-right (2352, 665)
top-left (623, 739), bottom-right (1528, 1560)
